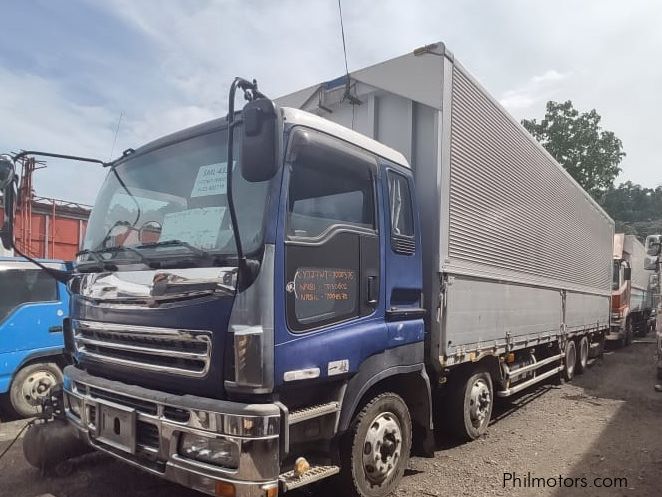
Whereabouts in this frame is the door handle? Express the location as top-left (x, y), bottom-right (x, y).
top-left (49, 325), bottom-right (63, 333)
top-left (367, 276), bottom-right (378, 306)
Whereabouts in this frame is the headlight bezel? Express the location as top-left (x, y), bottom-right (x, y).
top-left (178, 433), bottom-right (240, 469)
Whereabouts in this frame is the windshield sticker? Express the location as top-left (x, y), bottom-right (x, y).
top-left (161, 207), bottom-right (227, 249)
top-left (191, 162), bottom-right (234, 198)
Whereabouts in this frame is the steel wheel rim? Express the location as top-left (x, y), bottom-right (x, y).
top-left (580, 339), bottom-right (589, 366)
top-left (469, 378), bottom-right (491, 428)
top-left (362, 411), bottom-right (403, 486)
top-left (21, 369), bottom-right (57, 406)
top-left (566, 344), bottom-right (576, 376)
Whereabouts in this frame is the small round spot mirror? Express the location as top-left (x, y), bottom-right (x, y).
top-left (139, 221), bottom-right (162, 244)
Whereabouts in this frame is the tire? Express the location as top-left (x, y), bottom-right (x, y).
top-left (8, 362), bottom-right (63, 418)
top-left (563, 341), bottom-right (577, 381)
top-left (446, 370), bottom-right (493, 442)
top-left (338, 392), bottom-right (412, 497)
top-left (624, 319), bottom-right (634, 346)
top-left (575, 336), bottom-right (589, 374)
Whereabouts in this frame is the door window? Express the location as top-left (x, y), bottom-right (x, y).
top-left (387, 171), bottom-right (416, 255)
top-left (288, 153), bottom-right (374, 239)
top-left (0, 270), bottom-right (58, 323)
top-left (285, 129), bottom-right (378, 331)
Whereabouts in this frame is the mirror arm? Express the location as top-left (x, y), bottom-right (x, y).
top-left (226, 77), bottom-right (268, 291)
top-left (12, 150), bottom-right (108, 167)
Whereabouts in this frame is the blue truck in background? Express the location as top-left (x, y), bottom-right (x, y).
top-left (0, 257), bottom-right (69, 418)
top-left (0, 44), bottom-right (614, 497)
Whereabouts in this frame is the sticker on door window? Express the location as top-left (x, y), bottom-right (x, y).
top-left (290, 267), bottom-right (357, 325)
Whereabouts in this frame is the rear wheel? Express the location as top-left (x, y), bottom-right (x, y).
top-left (626, 320), bottom-right (634, 345)
top-left (8, 362), bottom-right (62, 418)
top-left (575, 336), bottom-right (589, 374)
top-left (446, 370), bottom-right (493, 441)
top-left (339, 392), bottom-right (412, 497)
top-left (563, 340), bottom-right (577, 381)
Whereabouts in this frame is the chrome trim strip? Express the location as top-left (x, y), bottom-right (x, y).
top-left (75, 336), bottom-right (209, 361)
top-left (73, 319), bottom-right (212, 377)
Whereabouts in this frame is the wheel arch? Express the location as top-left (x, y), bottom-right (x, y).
top-left (14, 348), bottom-right (68, 377)
top-left (339, 365), bottom-right (432, 434)
top-left (443, 354), bottom-right (503, 390)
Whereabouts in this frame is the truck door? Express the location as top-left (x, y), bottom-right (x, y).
top-left (383, 166), bottom-right (424, 345)
top-left (0, 264), bottom-right (65, 353)
top-left (275, 128), bottom-right (385, 386)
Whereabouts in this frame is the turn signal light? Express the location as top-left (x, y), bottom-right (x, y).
top-left (263, 484), bottom-right (279, 497)
top-left (215, 481), bottom-right (236, 497)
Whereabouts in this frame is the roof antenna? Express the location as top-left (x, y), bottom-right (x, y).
top-left (337, 0), bottom-right (361, 111)
top-left (108, 111), bottom-right (124, 162)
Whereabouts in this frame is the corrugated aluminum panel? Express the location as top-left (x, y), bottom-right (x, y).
top-left (444, 276), bottom-right (562, 349)
top-left (447, 65), bottom-right (613, 295)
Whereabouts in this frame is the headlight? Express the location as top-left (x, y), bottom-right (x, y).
top-left (178, 434), bottom-right (239, 469)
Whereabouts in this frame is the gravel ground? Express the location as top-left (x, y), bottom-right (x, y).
top-left (1, 340), bottom-right (661, 497)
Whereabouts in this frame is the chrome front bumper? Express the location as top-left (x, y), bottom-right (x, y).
top-left (62, 365), bottom-right (281, 497)
top-left (606, 320), bottom-right (624, 341)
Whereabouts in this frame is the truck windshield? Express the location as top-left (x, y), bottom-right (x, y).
top-left (80, 128), bottom-right (271, 268)
top-left (612, 261), bottom-right (621, 290)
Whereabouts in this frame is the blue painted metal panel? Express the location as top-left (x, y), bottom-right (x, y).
top-left (0, 259), bottom-right (69, 393)
top-left (381, 161), bottom-right (424, 350)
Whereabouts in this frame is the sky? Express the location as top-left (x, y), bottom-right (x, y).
top-left (1, 0), bottom-right (661, 205)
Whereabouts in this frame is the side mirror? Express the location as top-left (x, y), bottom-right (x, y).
top-left (240, 98), bottom-right (278, 182)
top-left (0, 154), bottom-right (16, 250)
top-left (645, 235), bottom-right (662, 256)
top-left (623, 267), bottom-right (632, 281)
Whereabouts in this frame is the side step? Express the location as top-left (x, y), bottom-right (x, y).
top-left (289, 402), bottom-right (339, 425)
top-left (279, 465), bottom-right (340, 491)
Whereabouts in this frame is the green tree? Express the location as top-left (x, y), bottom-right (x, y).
top-left (522, 101), bottom-right (625, 199)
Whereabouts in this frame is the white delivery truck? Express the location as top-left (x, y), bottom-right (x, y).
top-left (609, 234), bottom-right (655, 345)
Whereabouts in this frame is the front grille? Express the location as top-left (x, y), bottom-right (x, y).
top-left (137, 421), bottom-right (160, 449)
top-left (89, 387), bottom-right (158, 416)
top-left (73, 320), bottom-right (212, 377)
top-left (163, 406), bottom-right (191, 423)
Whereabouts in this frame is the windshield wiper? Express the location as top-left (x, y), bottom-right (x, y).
top-left (77, 245), bottom-right (152, 270)
top-left (135, 239), bottom-right (209, 258)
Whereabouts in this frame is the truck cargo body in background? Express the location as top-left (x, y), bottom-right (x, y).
top-left (0, 195), bottom-right (90, 260)
top-left (609, 234), bottom-right (655, 345)
top-left (644, 235), bottom-right (662, 380)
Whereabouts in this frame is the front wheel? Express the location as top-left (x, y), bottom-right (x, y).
top-left (339, 392), bottom-right (412, 497)
top-left (8, 362), bottom-right (63, 418)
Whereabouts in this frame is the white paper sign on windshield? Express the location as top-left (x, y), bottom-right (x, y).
top-left (191, 162), bottom-right (234, 198)
top-left (161, 207), bottom-right (227, 249)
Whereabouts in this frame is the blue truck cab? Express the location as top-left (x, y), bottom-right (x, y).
top-left (27, 103), bottom-right (429, 497)
top-left (0, 257), bottom-right (69, 417)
